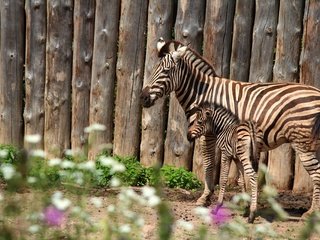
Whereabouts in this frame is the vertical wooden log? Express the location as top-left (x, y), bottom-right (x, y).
top-left (268, 0), bottom-right (304, 190)
top-left (24, 0), bottom-right (46, 149)
top-left (294, 0), bottom-right (320, 193)
top-left (203, 0), bottom-right (235, 77)
top-left (71, 0), bottom-right (95, 151)
top-left (249, 0), bottom-right (279, 83)
top-left (45, 1), bottom-right (73, 156)
top-left (88, 0), bottom-right (120, 158)
top-left (140, 1), bottom-right (174, 167)
top-left (228, 0), bottom-right (254, 185)
top-left (193, 0), bottom-right (235, 183)
top-left (164, 0), bottom-right (205, 170)
top-left (113, 1), bottom-right (148, 156)
top-left (0, 0), bottom-right (25, 146)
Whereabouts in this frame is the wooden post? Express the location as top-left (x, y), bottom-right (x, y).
top-left (45, 1), bottom-right (73, 156)
top-left (140, 1), bottom-right (174, 167)
top-left (24, 0), bottom-right (46, 149)
top-left (113, 1), bottom-right (148, 157)
top-left (71, 0), bottom-right (95, 151)
top-left (294, 0), bottom-right (320, 193)
top-left (249, 0), bottom-right (279, 83)
top-left (0, 0), bottom-right (25, 147)
top-left (89, 0), bottom-right (120, 159)
top-left (164, 0), bottom-right (206, 170)
top-left (268, 0), bottom-right (304, 190)
top-left (193, 0), bottom-right (235, 183)
top-left (228, 0), bottom-right (254, 186)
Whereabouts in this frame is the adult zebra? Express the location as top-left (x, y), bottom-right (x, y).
top-left (187, 102), bottom-right (265, 222)
top-left (140, 39), bottom-right (320, 220)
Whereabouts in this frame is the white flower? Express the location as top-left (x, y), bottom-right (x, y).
top-left (232, 192), bottom-right (251, 204)
top-left (25, 134), bottom-right (41, 144)
top-left (1, 164), bottom-right (15, 180)
top-left (64, 149), bottom-right (74, 156)
top-left (110, 177), bottom-right (121, 187)
top-left (146, 195), bottom-right (161, 207)
top-left (78, 161), bottom-right (96, 171)
top-left (193, 207), bottom-right (211, 223)
top-left (27, 176), bottom-right (37, 184)
top-left (30, 149), bottom-right (46, 158)
top-left (72, 171), bottom-right (84, 185)
top-left (0, 192), bottom-right (4, 201)
top-left (61, 160), bottom-right (76, 169)
top-left (107, 204), bottom-right (116, 213)
top-left (119, 224), bottom-right (131, 234)
top-left (0, 149), bottom-right (8, 158)
top-left (135, 217), bottom-right (145, 227)
top-left (176, 219), bottom-right (194, 231)
top-left (99, 156), bottom-right (115, 166)
top-left (84, 123), bottom-right (106, 133)
top-left (28, 224), bottom-right (41, 234)
top-left (48, 158), bottom-right (62, 167)
top-left (141, 186), bottom-right (156, 198)
top-left (110, 163), bottom-right (126, 174)
top-left (90, 197), bottom-right (103, 208)
top-left (51, 191), bottom-right (71, 211)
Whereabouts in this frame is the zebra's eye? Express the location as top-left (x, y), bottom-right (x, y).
top-left (205, 111), bottom-right (211, 117)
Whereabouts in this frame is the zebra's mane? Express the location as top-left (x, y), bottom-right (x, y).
top-left (158, 40), bottom-right (219, 77)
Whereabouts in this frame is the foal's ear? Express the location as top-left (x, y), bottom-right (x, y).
top-left (172, 45), bottom-right (187, 63)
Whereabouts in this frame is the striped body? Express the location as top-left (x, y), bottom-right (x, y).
top-left (187, 103), bottom-right (264, 217)
top-left (141, 39), bottom-right (320, 222)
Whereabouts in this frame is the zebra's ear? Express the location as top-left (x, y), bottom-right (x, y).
top-left (157, 37), bottom-right (166, 53)
top-left (172, 46), bottom-right (187, 63)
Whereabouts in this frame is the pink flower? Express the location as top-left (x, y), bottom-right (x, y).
top-left (210, 205), bottom-right (231, 225)
top-left (43, 205), bottom-right (66, 227)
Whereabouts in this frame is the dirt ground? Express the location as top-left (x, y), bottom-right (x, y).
top-left (88, 187), bottom-right (319, 240)
top-left (3, 185), bottom-right (320, 239)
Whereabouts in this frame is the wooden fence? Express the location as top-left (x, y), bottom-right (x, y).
top-left (0, 0), bottom-right (319, 193)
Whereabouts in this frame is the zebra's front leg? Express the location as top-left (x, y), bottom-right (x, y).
top-left (196, 136), bottom-right (217, 207)
top-left (214, 153), bottom-right (232, 213)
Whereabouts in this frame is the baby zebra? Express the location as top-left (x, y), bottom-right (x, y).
top-left (187, 102), bottom-right (265, 223)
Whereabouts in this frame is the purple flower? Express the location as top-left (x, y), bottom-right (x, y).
top-left (43, 205), bottom-right (66, 227)
top-left (210, 205), bottom-right (231, 225)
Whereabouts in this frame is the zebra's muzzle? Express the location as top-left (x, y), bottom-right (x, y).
top-left (187, 132), bottom-right (196, 142)
top-left (140, 86), bottom-right (155, 108)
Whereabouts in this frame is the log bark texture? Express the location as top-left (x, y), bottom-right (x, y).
top-left (268, 0), bottom-right (304, 190)
top-left (0, 0), bottom-right (25, 146)
top-left (228, 0), bottom-right (254, 185)
top-left (294, 0), bottom-right (320, 193)
top-left (113, 0), bottom-right (148, 156)
top-left (89, 0), bottom-right (120, 158)
top-left (71, 0), bottom-right (95, 151)
top-left (140, 1), bottom-right (174, 167)
top-left (44, 1), bottom-right (73, 156)
top-left (249, 0), bottom-right (279, 83)
top-left (193, 0), bottom-right (235, 183)
top-left (164, 0), bottom-right (205, 170)
top-left (24, 0), bottom-right (46, 148)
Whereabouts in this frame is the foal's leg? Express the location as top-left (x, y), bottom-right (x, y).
top-left (196, 136), bottom-right (217, 207)
top-left (234, 158), bottom-right (246, 192)
top-left (214, 153), bottom-right (232, 213)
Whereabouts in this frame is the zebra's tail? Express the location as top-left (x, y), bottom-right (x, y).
top-left (312, 113), bottom-right (320, 141)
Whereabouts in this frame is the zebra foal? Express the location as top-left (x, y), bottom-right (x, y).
top-left (187, 102), bottom-right (265, 220)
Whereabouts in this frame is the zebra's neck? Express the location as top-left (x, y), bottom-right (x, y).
top-left (174, 49), bottom-right (217, 119)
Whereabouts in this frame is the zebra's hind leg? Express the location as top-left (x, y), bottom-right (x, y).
top-left (214, 153), bottom-right (232, 214)
top-left (234, 158), bottom-right (246, 193)
top-left (294, 147), bottom-right (320, 219)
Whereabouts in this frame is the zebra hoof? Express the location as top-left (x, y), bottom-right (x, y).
top-left (196, 198), bottom-right (211, 207)
top-left (247, 211), bottom-right (256, 224)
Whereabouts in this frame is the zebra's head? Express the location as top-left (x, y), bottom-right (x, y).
top-left (141, 38), bottom-right (188, 108)
top-left (187, 103), bottom-right (213, 141)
